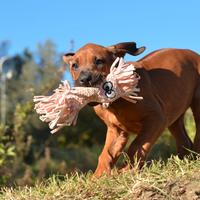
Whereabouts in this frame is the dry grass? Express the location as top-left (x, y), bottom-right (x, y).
top-left (0, 109), bottom-right (198, 199)
top-left (1, 155), bottom-right (200, 200)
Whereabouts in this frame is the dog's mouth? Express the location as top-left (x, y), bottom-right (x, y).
top-left (75, 72), bottom-right (106, 107)
top-left (76, 72), bottom-right (106, 87)
top-left (90, 73), bottom-right (105, 87)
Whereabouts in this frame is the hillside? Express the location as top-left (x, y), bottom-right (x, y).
top-left (1, 156), bottom-right (200, 200)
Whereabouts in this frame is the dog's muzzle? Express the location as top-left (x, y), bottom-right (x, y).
top-left (77, 71), bottom-right (104, 87)
top-left (76, 70), bottom-right (105, 106)
top-left (78, 71), bottom-right (92, 86)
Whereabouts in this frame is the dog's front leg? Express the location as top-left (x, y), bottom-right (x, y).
top-left (94, 126), bottom-right (128, 177)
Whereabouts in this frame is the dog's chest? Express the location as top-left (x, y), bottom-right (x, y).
top-left (94, 101), bottom-right (144, 134)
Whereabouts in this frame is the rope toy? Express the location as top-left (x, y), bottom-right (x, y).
top-left (33, 58), bottom-right (143, 133)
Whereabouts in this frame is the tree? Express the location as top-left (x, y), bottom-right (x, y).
top-left (0, 40), bottom-right (10, 57)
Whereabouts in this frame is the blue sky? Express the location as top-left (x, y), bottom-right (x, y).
top-left (0, 0), bottom-right (200, 60)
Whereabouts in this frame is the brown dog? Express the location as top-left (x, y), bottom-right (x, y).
top-left (63, 42), bottom-right (200, 177)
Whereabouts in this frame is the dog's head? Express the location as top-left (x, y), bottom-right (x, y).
top-left (63, 42), bottom-right (145, 87)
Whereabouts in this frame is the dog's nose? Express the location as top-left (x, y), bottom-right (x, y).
top-left (79, 71), bottom-right (92, 86)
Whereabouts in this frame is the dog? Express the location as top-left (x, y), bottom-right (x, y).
top-left (63, 42), bottom-right (200, 177)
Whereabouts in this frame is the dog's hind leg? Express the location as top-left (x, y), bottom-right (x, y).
top-left (168, 114), bottom-right (193, 158)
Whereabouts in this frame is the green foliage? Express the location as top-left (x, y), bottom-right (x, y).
top-left (0, 125), bottom-right (16, 166)
top-left (185, 109), bottom-right (196, 141)
top-left (0, 40), bottom-right (63, 186)
top-left (12, 102), bottom-right (34, 169)
top-left (0, 125), bottom-right (16, 185)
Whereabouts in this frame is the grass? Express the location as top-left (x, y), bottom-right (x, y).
top-left (1, 156), bottom-right (200, 200)
top-left (0, 109), bottom-right (198, 199)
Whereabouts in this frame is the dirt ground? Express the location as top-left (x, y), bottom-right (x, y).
top-left (130, 171), bottom-right (200, 200)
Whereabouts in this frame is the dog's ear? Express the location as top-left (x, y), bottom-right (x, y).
top-left (107, 42), bottom-right (146, 57)
top-left (63, 52), bottom-right (75, 63)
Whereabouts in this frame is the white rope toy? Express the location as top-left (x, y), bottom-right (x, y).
top-left (33, 58), bottom-right (143, 133)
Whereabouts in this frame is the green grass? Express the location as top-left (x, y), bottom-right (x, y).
top-left (1, 156), bottom-right (200, 200)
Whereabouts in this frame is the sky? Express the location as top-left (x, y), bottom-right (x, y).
top-left (0, 0), bottom-right (200, 61)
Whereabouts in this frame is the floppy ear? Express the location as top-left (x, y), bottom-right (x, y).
top-left (62, 52), bottom-right (75, 63)
top-left (107, 42), bottom-right (146, 57)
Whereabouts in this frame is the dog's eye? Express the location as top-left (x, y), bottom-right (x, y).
top-left (72, 63), bottom-right (79, 71)
top-left (95, 59), bottom-right (104, 68)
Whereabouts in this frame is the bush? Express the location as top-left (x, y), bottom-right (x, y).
top-left (0, 125), bottom-right (16, 185)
